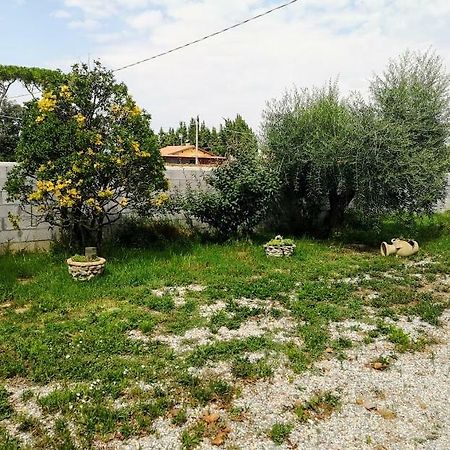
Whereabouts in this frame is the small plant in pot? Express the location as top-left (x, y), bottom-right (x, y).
top-left (67, 247), bottom-right (106, 281)
top-left (264, 235), bottom-right (296, 257)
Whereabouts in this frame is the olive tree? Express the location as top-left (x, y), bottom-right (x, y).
top-left (262, 51), bottom-right (450, 234)
top-left (363, 50), bottom-right (450, 215)
top-left (262, 82), bottom-right (358, 233)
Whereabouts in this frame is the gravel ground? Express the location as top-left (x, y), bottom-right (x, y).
top-left (3, 300), bottom-right (450, 449)
top-left (102, 309), bottom-right (450, 450)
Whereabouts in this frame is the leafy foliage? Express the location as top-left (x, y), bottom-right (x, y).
top-left (262, 51), bottom-right (450, 234)
top-left (0, 65), bottom-right (62, 88)
top-left (262, 82), bottom-right (358, 233)
top-left (264, 236), bottom-right (295, 247)
top-left (361, 50), bottom-right (450, 215)
top-left (0, 99), bottom-right (22, 161)
top-left (181, 151), bottom-right (279, 237)
top-left (5, 61), bottom-right (167, 251)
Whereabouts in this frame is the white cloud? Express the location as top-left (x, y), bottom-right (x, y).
top-left (126, 10), bottom-right (164, 32)
top-left (49, 0), bottom-right (450, 131)
top-left (51, 9), bottom-right (72, 19)
top-left (68, 18), bottom-right (100, 30)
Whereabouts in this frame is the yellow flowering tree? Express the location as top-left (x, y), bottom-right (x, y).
top-left (5, 61), bottom-right (167, 251)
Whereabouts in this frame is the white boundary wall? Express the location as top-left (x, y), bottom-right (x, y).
top-left (0, 162), bottom-right (212, 251)
top-left (1, 161), bottom-right (449, 252)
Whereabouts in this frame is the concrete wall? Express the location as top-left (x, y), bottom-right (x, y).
top-left (1, 161), bottom-right (450, 252)
top-left (0, 162), bottom-right (56, 252)
top-left (0, 162), bottom-right (212, 252)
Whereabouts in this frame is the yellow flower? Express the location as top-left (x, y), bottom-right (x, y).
top-left (35, 115), bottom-right (45, 124)
top-left (98, 188), bottom-right (113, 199)
top-left (37, 91), bottom-right (57, 112)
top-left (153, 192), bottom-right (170, 207)
top-left (86, 198), bottom-right (103, 212)
top-left (36, 180), bottom-right (55, 193)
top-left (58, 196), bottom-right (75, 207)
top-left (94, 134), bottom-right (103, 146)
top-left (86, 198), bottom-right (97, 206)
top-left (74, 113), bottom-right (86, 127)
top-left (87, 148), bottom-right (95, 156)
top-left (118, 197), bottom-right (128, 207)
top-left (131, 140), bottom-right (151, 158)
top-left (130, 104), bottom-right (141, 117)
top-left (55, 179), bottom-right (69, 190)
top-left (28, 191), bottom-right (43, 201)
top-left (60, 85), bottom-right (73, 100)
top-left (67, 188), bottom-right (80, 199)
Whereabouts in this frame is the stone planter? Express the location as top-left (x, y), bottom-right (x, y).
top-left (264, 244), bottom-right (295, 257)
top-left (67, 257), bottom-right (106, 281)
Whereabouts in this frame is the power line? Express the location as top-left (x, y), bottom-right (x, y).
top-left (9, 92), bottom-right (34, 100)
top-left (113, 0), bottom-right (300, 72)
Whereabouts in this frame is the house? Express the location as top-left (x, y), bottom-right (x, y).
top-left (159, 144), bottom-right (226, 166)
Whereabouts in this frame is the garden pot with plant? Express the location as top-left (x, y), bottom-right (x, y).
top-left (67, 247), bottom-right (106, 281)
top-left (264, 235), bottom-right (296, 257)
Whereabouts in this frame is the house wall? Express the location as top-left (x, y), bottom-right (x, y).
top-left (0, 162), bottom-right (212, 252)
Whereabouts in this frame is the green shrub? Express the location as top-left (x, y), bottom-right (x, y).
top-left (181, 151), bottom-right (279, 237)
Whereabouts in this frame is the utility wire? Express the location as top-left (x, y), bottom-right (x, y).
top-left (9, 92), bottom-right (34, 100)
top-left (113, 0), bottom-right (300, 72)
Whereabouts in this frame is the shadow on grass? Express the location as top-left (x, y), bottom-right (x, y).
top-left (333, 212), bottom-right (450, 248)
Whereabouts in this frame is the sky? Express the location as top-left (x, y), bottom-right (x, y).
top-left (1, 0), bottom-right (450, 132)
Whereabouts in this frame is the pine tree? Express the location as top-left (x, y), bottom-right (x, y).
top-left (176, 121), bottom-right (188, 144)
top-left (220, 114), bottom-right (258, 156)
top-left (199, 121), bottom-right (211, 149)
top-left (188, 117), bottom-right (197, 145)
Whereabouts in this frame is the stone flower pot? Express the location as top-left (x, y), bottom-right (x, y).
top-left (67, 257), bottom-right (106, 281)
top-left (264, 235), bottom-right (296, 257)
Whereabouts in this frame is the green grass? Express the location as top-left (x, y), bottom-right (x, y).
top-left (0, 212), bottom-right (449, 448)
top-left (269, 422), bottom-right (293, 445)
top-left (0, 387), bottom-right (13, 421)
top-left (294, 391), bottom-right (341, 422)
